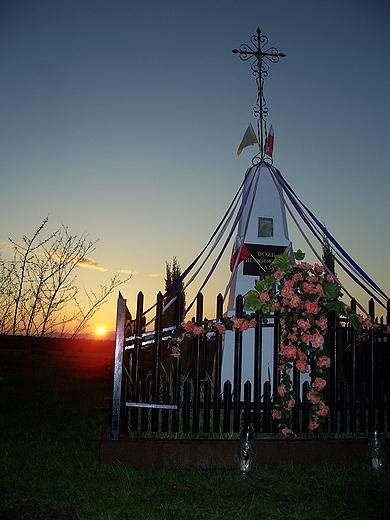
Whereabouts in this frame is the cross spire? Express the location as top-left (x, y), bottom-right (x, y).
top-left (233, 28), bottom-right (285, 163)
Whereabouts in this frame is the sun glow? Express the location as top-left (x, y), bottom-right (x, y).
top-left (96, 326), bottom-right (107, 336)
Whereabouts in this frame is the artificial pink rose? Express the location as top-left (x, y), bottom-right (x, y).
top-left (277, 383), bottom-right (287, 397)
top-left (316, 316), bottom-right (328, 330)
top-left (305, 300), bottom-right (320, 314)
top-left (288, 330), bottom-right (299, 343)
top-left (314, 264), bottom-right (325, 273)
top-left (302, 282), bottom-right (317, 294)
top-left (230, 316), bottom-right (243, 329)
top-left (292, 272), bottom-right (304, 282)
top-left (283, 398), bottom-right (295, 411)
top-left (288, 294), bottom-right (301, 309)
top-left (300, 331), bottom-right (312, 344)
top-left (297, 348), bottom-right (307, 360)
top-left (170, 346), bottom-right (181, 358)
top-left (175, 333), bottom-right (186, 343)
top-left (274, 269), bottom-right (285, 281)
top-left (182, 321), bottom-right (194, 332)
top-left (312, 377), bottom-right (326, 390)
top-left (281, 280), bottom-right (295, 298)
top-left (317, 356), bottom-right (331, 369)
top-left (259, 291), bottom-right (270, 304)
top-left (296, 358), bottom-right (309, 373)
top-left (215, 323), bottom-right (226, 334)
top-left (280, 344), bottom-right (297, 360)
top-left (282, 427), bottom-right (296, 437)
top-left (311, 331), bottom-right (325, 349)
top-left (272, 409), bottom-right (282, 420)
top-left (298, 262), bottom-right (313, 270)
top-left (308, 419), bottom-right (320, 430)
top-left (192, 325), bottom-right (204, 335)
top-left (238, 320), bottom-right (250, 331)
top-left (316, 401), bottom-right (329, 417)
top-left (362, 315), bottom-right (373, 329)
top-left (307, 388), bottom-right (321, 404)
top-left (297, 318), bottom-right (311, 331)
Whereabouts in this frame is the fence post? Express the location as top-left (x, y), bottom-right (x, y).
top-left (130, 291), bottom-right (144, 431)
top-left (110, 295), bottom-right (127, 440)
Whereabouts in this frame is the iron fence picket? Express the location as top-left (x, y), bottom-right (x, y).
top-left (263, 381), bottom-right (271, 433)
top-left (183, 379), bottom-right (191, 432)
top-left (213, 294), bottom-right (223, 433)
top-left (161, 380), bottom-right (169, 432)
top-left (340, 380), bottom-right (348, 433)
top-left (243, 380), bottom-right (252, 428)
top-left (203, 379), bottom-right (211, 433)
top-left (329, 310), bottom-right (338, 433)
top-left (253, 321), bottom-right (262, 432)
top-left (151, 292), bottom-right (163, 431)
top-left (233, 295), bottom-right (243, 433)
top-left (223, 380), bottom-right (232, 433)
top-left (192, 294), bottom-right (203, 433)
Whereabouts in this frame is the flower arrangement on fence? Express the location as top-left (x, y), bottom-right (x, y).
top-left (169, 249), bottom-right (384, 436)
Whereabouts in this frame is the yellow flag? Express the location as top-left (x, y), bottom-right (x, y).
top-left (237, 124), bottom-right (258, 155)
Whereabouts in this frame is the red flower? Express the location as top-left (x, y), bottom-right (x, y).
top-left (170, 346), bottom-right (181, 358)
top-left (308, 419), bottom-right (320, 430)
top-left (312, 377), bottom-right (326, 390)
top-left (296, 358), bottom-right (309, 373)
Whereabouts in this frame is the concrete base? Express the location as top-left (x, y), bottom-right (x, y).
top-left (99, 426), bottom-right (368, 467)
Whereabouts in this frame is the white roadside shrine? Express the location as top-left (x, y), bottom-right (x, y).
top-left (221, 160), bottom-right (292, 394)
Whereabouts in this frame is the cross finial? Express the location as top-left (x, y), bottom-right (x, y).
top-left (233, 28), bottom-right (285, 162)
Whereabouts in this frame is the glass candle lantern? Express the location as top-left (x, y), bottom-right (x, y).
top-left (235, 424), bottom-right (256, 473)
top-left (366, 427), bottom-right (387, 470)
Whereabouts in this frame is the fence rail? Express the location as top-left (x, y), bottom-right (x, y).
top-left (110, 291), bottom-right (390, 440)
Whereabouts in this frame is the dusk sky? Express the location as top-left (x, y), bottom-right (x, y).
top-left (1, 0), bottom-right (389, 334)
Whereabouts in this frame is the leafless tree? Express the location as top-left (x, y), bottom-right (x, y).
top-left (0, 217), bottom-right (131, 337)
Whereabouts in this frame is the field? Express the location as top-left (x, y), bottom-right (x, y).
top-left (1, 346), bottom-right (390, 519)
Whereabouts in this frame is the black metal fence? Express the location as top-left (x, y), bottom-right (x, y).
top-left (110, 291), bottom-right (390, 440)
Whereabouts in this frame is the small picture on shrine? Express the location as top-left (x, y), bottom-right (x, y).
top-left (258, 217), bottom-right (273, 237)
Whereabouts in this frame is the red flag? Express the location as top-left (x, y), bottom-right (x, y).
top-left (230, 244), bottom-right (251, 271)
top-left (265, 125), bottom-right (274, 157)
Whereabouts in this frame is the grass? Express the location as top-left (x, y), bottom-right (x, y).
top-left (1, 349), bottom-right (390, 519)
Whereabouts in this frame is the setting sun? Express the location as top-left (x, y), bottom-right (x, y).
top-left (96, 326), bottom-right (107, 336)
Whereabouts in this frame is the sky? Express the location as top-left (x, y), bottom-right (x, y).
top-left (1, 0), bottom-right (389, 335)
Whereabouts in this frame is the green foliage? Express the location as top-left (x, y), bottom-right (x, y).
top-left (244, 290), bottom-right (262, 311)
top-left (294, 249), bottom-right (306, 261)
top-left (322, 279), bottom-right (342, 301)
top-left (270, 250), bottom-right (291, 270)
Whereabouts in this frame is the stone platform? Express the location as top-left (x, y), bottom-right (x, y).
top-left (99, 426), bottom-right (368, 467)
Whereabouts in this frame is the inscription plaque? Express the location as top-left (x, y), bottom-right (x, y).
top-left (243, 244), bottom-right (287, 276)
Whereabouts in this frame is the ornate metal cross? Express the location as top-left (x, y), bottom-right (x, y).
top-left (233, 28), bottom-right (285, 161)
